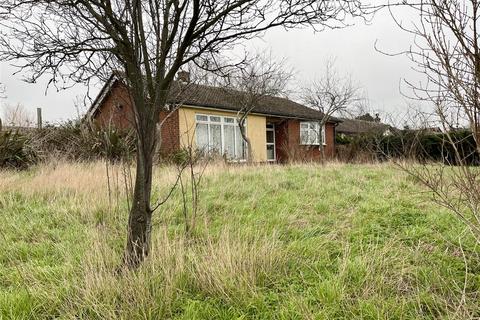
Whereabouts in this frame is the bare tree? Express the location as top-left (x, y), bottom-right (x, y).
top-left (381, 1), bottom-right (480, 245)
top-left (2, 103), bottom-right (34, 127)
top-left (217, 53), bottom-right (292, 162)
top-left (385, 105), bottom-right (480, 246)
top-left (176, 143), bottom-right (209, 236)
top-left (0, 0), bottom-right (367, 267)
top-left (0, 83), bottom-right (5, 99)
top-left (0, 84), bottom-right (5, 130)
top-left (347, 97), bottom-right (373, 119)
top-left (386, 1), bottom-right (480, 153)
top-left (302, 59), bottom-right (360, 160)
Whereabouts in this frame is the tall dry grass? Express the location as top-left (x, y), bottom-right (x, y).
top-left (64, 227), bottom-right (288, 319)
top-left (0, 160), bottom-right (291, 319)
top-left (2, 160), bottom-right (476, 319)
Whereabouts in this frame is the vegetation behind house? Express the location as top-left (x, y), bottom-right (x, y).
top-left (0, 121), bottom-right (135, 169)
top-left (336, 129), bottom-right (479, 165)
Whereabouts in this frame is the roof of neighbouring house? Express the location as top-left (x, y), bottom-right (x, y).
top-left (88, 73), bottom-right (341, 123)
top-left (336, 118), bottom-right (392, 135)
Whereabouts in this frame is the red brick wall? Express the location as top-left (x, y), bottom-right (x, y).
top-left (275, 119), bottom-right (335, 163)
top-left (94, 81), bottom-right (134, 130)
top-left (94, 82), bottom-right (335, 162)
top-left (93, 82), bottom-right (180, 156)
top-left (158, 109), bottom-right (180, 157)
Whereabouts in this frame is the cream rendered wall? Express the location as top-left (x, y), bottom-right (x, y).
top-left (178, 106), bottom-right (267, 162)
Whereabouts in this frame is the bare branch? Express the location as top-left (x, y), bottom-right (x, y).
top-left (302, 58), bottom-right (361, 160)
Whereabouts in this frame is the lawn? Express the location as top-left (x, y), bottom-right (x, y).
top-left (0, 162), bottom-right (479, 319)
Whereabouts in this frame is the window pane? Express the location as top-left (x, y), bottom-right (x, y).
top-left (196, 114), bottom-right (208, 121)
top-left (300, 122), bottom-right (309, 129)
top-left (210, 116), bottom-right (221, 122)
top-left (210, 124), bottom-right (222, 153)
top-left (322, 125), bottom-right (326, 144)
top-left (224, 125), bottom-right (235, 159)
top-left (267, 144), bottom-right (275, 160)
top-left (235, 126), bottom-right (246, 159)
top-left (224, 117), bottom-right (234, 123)
top-left (266, 130), bottom-right (274, 143)
top-left (196, 123), bottom-right (209, 151)
top-left (300, 129), bottom-right (309, 145)
top-left (266, 123), bottom-right (274, 129)
top-left (312, 130), bottom-right (320, 144)
top-left (311, 130), bottom-right (319, 145)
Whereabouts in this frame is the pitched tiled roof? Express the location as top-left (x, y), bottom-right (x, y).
top-left (168, 82), bottom-right (339, 122)
top-left (88, 74), bottom-right (340, 122)
top-left (336, 118), bottom-right (392, 134)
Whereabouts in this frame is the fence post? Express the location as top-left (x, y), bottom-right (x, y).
top-left (37, 107), bottom-right (42, 129)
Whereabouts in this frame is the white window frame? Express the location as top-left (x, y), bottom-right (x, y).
top-left (266, 123), bottom-right (276, 162)
top-left (195, 113), bottom-right (247, 160)
top-left (300, 122), bottom-right (326, 146)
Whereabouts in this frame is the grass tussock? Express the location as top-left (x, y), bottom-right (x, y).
top-left (61, 228), bottom-right (287, 319)
top-left (189, 231), bottom-right (287, 302)
top-left (1, 161), bottom-right (479, 319)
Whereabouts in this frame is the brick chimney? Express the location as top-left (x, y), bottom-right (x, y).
top-left (177, 70), bottom-right (190, 83)
top-left (374, 113), bottom-right (381, 123)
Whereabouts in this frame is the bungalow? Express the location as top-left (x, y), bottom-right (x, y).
top-left (87, 72), bottom-right (339, 163)
top-left (336, 118), bottom-right (393, 137)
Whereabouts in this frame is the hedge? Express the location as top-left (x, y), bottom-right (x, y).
top-left (337, 129), bottom-right (479, 165)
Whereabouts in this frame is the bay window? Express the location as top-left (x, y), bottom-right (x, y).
top-left (195, 114), bottom-right (246, 160)
top-left (300, 122), bottom-right (326, 145)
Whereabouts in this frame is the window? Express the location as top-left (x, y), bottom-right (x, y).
top-left (300, 122), bottom-right (326, 145)
top-left (195, 114), bottom-right (246, 160)
top-left (266, 124), bottom-right (276, 161)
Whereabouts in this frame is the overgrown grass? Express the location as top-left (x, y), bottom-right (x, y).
top-left (0, 162), bottom-right (479, 319)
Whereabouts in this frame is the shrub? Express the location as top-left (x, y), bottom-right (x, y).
top-left (29, 121), bottom-right (135, 163)
top-left (0, 130), bottom-right (36, 169)
top-left (169, 148), bottom-right (191, 165)
top-left (381, 129), bottom-right (479, 164)
top-left (337, 129), bottom-right (480, 165)
top-left (0, 121), bottom-right (136, 169)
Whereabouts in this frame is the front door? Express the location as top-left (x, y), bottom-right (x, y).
top-left (266, 123), bottom-right (276, 162)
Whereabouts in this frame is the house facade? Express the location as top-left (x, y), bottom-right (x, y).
top-left (88, 73), bottom-right (339, 163)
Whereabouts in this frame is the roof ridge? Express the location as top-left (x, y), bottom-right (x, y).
top-left (340, 117), bottom-right (388, 125)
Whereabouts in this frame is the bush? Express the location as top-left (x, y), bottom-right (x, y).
top-left (337, 129), bottom-right (480, 165)
top-left (0, 130), bottom-right (36, 169)
top-left (29, 121), bottom-right (136, 163)
top-left (380, 129), bottom-right (479, 164)
top-left (0, 121), bottom-right (136, 169)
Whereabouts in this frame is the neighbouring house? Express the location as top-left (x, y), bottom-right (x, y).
top-left (87, 72), bottom-right (340, 163)
top-left (336, 117), bottom-right (393, 138)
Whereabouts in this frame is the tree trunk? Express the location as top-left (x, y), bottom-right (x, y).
top-left (123, 94), bottom-right (157, 268)
top-left (239, 122), bottom-right (253, 162)
top-left (319, 143), bottom-right (325, 164)
top-left (124, 143), bottom-right (154, 268)
top-left (318, 122), bottom-right (326, 165)
top-left (245, 137), bottom-right (253, 163)
top-left (474, 127), bottom-right (480, 156)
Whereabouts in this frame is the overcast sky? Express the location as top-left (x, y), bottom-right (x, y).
top-left (0, 6), bottom-right (420, 124)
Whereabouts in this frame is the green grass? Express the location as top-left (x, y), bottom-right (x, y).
top-left (0, 162), bottom-right (479, 319)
